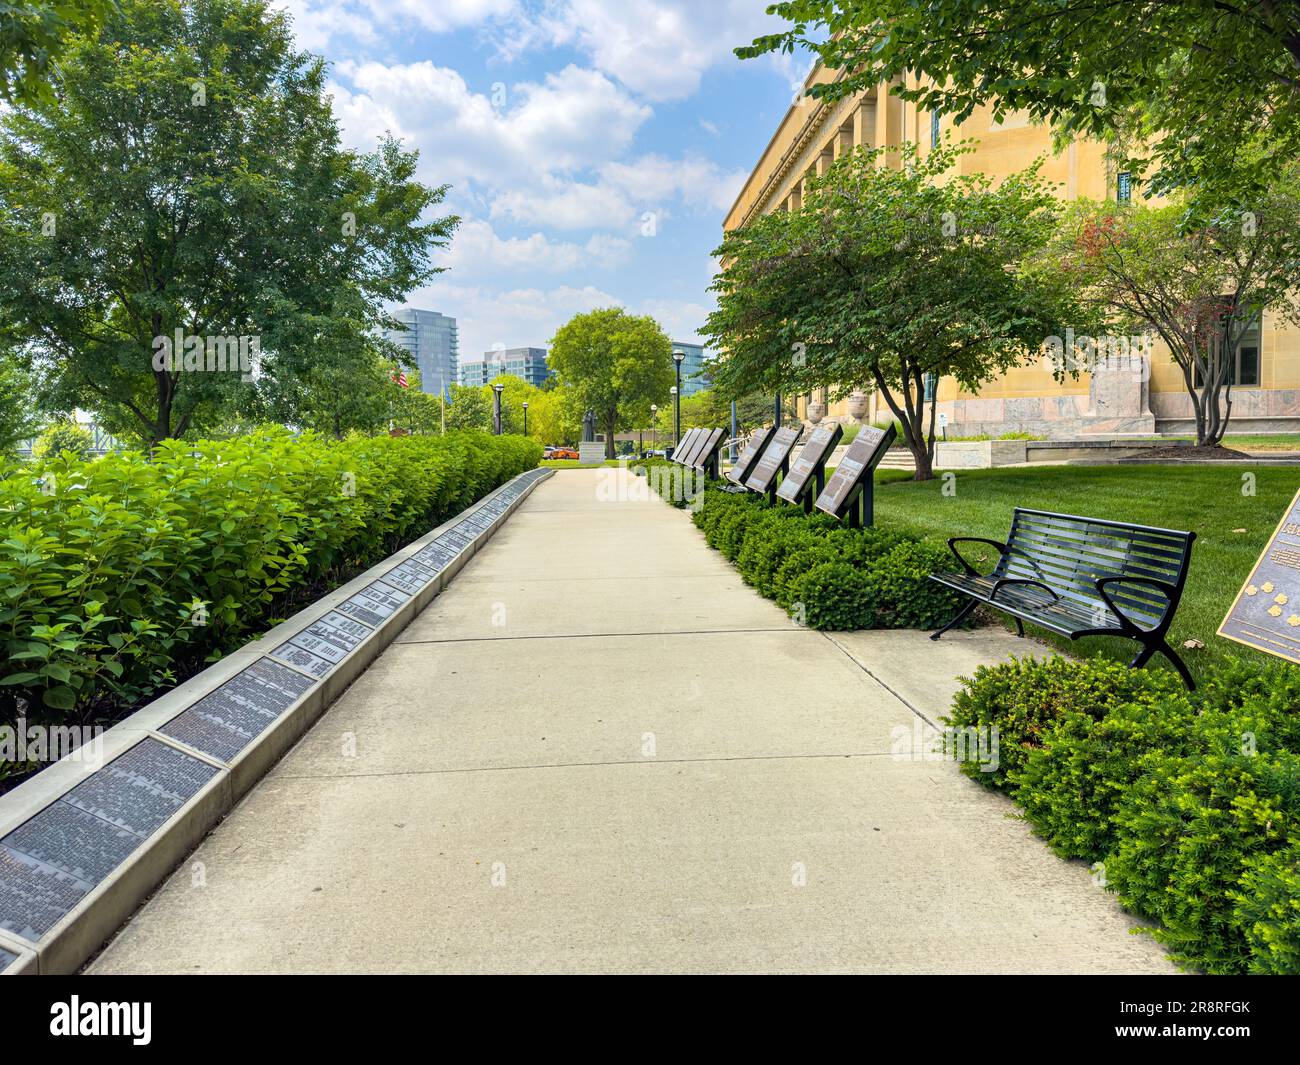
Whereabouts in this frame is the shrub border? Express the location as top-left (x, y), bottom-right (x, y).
top-left (0, 467), bottom-right (552, 975)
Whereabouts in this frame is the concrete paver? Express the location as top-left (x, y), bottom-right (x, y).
top-left (89, 468), bottom-right (1177, 974)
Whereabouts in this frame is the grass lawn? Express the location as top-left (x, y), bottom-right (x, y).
top-left (539, 458), bottom-right (625, 469)
top-left (872, 464), bottom-right (1300, 682)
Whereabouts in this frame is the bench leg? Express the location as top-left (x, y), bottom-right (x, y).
top-left (930, 599), bottom-right (977, 641)
top-left (1013, 617), bottom-right (1025, 638)
top-left (1128, 638), bottom-right (1196, 692)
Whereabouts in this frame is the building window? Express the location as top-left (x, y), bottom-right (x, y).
top-left (1116, 172), bottom-right (1132, 203)
top-left (930, 110), bottom-right (941, 148)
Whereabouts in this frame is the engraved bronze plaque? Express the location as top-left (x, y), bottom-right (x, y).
top-left (689, 429), bottom-right (725, 471)
top-left (160, 659), bottom-right (313, 763)
top-left (674, 429), bottom-right (701, 465)
top-left (744, 426), bottom-right (802, 493)
top-left (1220, 486), bottom-right (1300, 662)
top-left (776, 423), bottom-right (843, 504)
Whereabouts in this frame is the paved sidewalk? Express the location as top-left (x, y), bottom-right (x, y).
top-left (90, 468), bottom-right (1176, 974)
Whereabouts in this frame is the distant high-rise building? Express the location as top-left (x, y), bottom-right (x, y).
top-left (460, 347), bottom-right (552, 389)
top-left (385, 309), bottom-right (458, 400)
top-left (673, 342), bottom-right (713, 396)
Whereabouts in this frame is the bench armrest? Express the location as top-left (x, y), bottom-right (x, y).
top-left (1095, 576), bottom-right (1179, 633)
top-left (989, 577), bottom-right (1059, 604)
top-left (947, 537), bottom-right (1007, 576)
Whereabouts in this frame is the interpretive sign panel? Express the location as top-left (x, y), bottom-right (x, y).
top-left (677, 429), bottom-right (706, 467)
top-left (673, 429), bottom-right (701, 465)
top-left (690, 429), bottom-right (726, 472)
top-left (776, 424), bottom-right (843, 505)
top-left (727, 426), bottom-right (776, 486)
top-left (744, 426), bottom-right (802, 494)
top-left (1220, 486), bottom-right (1300, 662)
top-left (814, 423), bottom-right (896, 520)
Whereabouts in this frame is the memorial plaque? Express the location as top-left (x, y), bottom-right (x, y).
top-left (673, 429), bottom-right (701, 465)
top-left (0, 844), bottom-right (89, 941)
top-left (744, 426), bottom-right (802, 494)
top-left (415, 543), bottom-right (458, 571)
top-left (727, 426), bottom-right (777, 486)
top-left (776, 423), bottom-right (843, 504)
top-left (3, 802), bottom-right (140, 886)
top-left (381, 561), bottom-right (435, 597)
top-left (160, 659), bottom-right (313, 763)
top-left (317, 611), bottom-right (372, 645)
top-left (270, 642), bottom-right (333, 678)
top-left (438, 528), bottom-right (475, 552)
top-left (689, 429), bottom-right (726, 471)
top-left (62, 738), bottom-right (218, 838)
top-left (814, 423), bottom-right (896, 520)
top-left (1220, 486), bottom-right (1300, 663)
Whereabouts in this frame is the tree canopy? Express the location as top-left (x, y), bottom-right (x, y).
top-left (548, 307), bottom-right (674, 459)
top-left (0, 0), bottom-right (455, 446)
top-left (706, 141), bottom-right (1083, 479)
top-left (740, 1), bottom-right (1300, 211)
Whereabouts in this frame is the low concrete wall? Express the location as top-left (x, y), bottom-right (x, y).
top-left (0, 468), bottom-right (553, 975)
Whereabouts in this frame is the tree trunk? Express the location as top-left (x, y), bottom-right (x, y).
top-left (872, 368), bottom-right (934, 482)
top-left (605, 410), bottom-right (617, 460)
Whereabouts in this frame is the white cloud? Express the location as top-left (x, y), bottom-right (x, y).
top-left (532, 0), bottom-right (789, 101)
top-left (272, 0), bottom-right (516, 51)
top-left (439, 219), bottom-right (631, 276)
top-left (329, 62), bottom-right (651, 191)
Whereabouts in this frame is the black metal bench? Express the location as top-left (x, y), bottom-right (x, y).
top-left (929, 509), bottom-right (1198, 689)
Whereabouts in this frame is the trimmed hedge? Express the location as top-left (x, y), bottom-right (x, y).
top-left (635, 467), bottom-right (962, 631)
top-left (946, 654), bottom-right (1300, 974)
top-left (1, 429), bottom-right (540, 729)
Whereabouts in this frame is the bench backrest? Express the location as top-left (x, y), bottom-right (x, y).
top-left (999, 509), bottom-right (1196, 626)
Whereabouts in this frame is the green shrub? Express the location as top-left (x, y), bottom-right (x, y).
top-left (0, 428), bottom-right (540, 727)
top-left (1232, 843), bottom-right (1300, 975)
top-left (945, 656), bottom-right (1182, 788)
top-left (866, 539), bottom-right (962, 630)
top-left (788, 561), bottom-right (875, 630)
top-left (1010, 688), bottom-right (1198, 859)
top-left (1106, 745), bottom-right (1300, 974)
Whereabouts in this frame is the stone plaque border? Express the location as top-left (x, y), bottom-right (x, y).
top-left (0, 466), bottom-right (552, 974)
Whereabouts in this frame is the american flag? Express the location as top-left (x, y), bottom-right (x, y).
top-left (391, 367), bottom-right (409, 388)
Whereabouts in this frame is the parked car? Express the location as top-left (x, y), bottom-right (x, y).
top-left (547, 446), bottom-right (580, 460)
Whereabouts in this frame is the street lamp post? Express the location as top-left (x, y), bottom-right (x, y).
top-left (651, 404), bottom-right (658, 454)
top-left (522, 401), bottom-right (529, 437)
top-left (492, 384), bottom-right (504, 436)
top-left (672, 350), bottom-right (685, 448)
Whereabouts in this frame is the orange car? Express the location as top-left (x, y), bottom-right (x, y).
top-left (547, 446), bottom-right (580, 460)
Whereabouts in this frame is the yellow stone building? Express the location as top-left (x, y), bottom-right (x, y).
top-left (724, 66), bottom-right (1299, 438)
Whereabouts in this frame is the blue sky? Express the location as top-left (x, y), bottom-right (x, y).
top-left (273, 0), bottom-right (810, 363)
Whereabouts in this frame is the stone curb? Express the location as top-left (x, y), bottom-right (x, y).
top-left (0, 467), bottom-right (553, 974)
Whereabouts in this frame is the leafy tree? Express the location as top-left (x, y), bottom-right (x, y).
top-left (32, 416), bottom-right (93, 459)
top-left (445, 382), bottom-right (492, 433)
top-left (706, 142), bottom-right (1082, 480)
top-left (740, 1), bottom-right (1300, 210)
top-left (0, 0), bottom-right (455, 446)
top-left (1047, 187), bottom-right (1300, 447)
top-left (549, 308), bottom-right (675, 460)
top-left (0, 0), bottom-right (112, 104)
top-left (0, 352), bottom-right (38, 455)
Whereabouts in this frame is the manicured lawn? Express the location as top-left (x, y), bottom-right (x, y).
top-left (873, 464), bottom-right (1300, 681)
top-left (539, 458), bottom-right (626, 469)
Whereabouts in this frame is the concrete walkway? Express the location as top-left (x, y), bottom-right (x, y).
top-left (90, 468), bottom-right (1176, 974)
